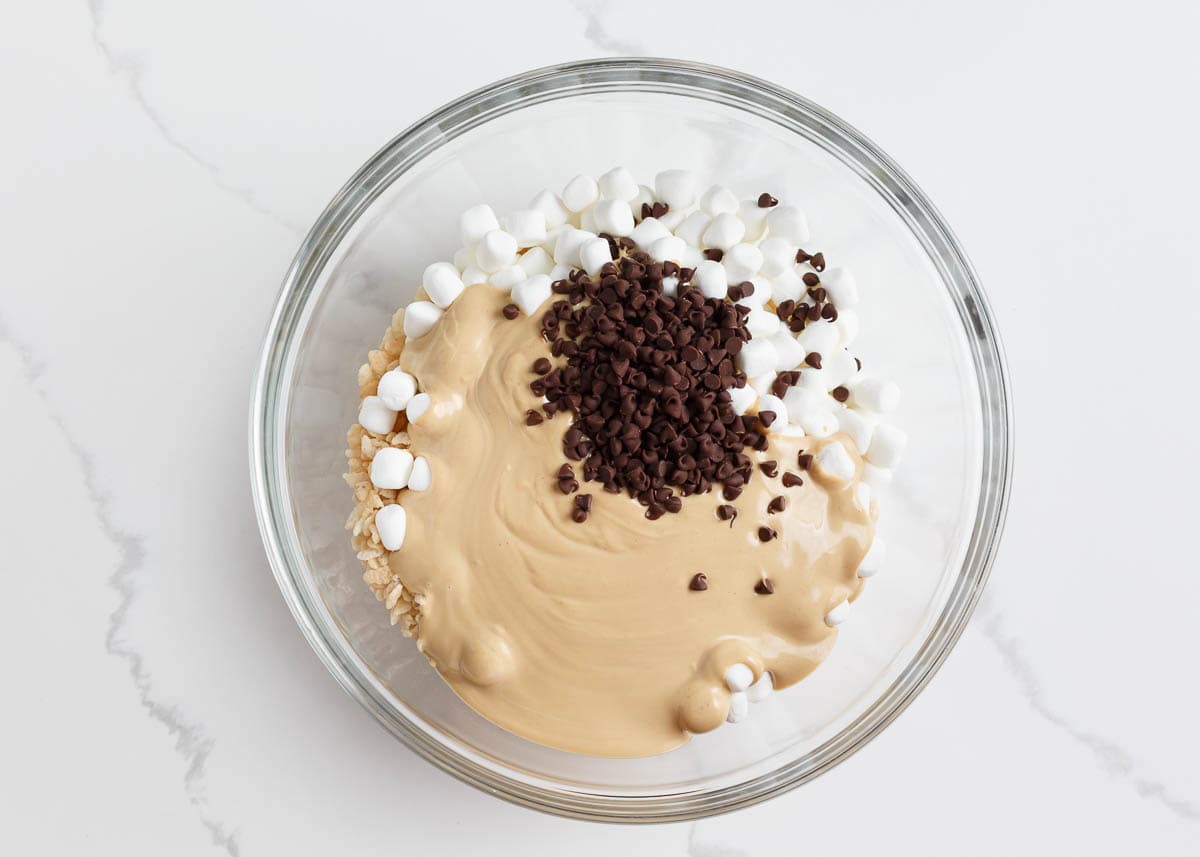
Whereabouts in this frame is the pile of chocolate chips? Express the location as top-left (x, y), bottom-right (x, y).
top-left (528, 246), bottom-right (768, 520)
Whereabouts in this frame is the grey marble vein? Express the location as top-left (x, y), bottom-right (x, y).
top-left (568, 0), bottom-right (648, 55)
top-left (977, 603), bottom-right (1198, 821)
top-left (86, 0), bottom-right (304, 236)
top-left (0, 316), bottom-right (241, 855)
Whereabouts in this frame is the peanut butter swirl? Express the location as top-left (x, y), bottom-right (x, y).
top-left (389, 284), bottom-right (874, 757)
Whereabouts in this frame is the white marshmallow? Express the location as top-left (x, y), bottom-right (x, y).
top-left (657, 207), bottom-right (690, 230)
top-left (561, 174), bottom-right (599, 212)
top-left (836, 407), bottom-right (877, 455)
top-left (782, 387), bottom-right (820, 423)
top-left (376, 369), bottom-right (418, 410)
top-left (580, 207), bottom-right (597, 232)
top-left (867, 424), bottom-right (907, 469)
top-left (742, 276), bottom-right (771, 308)
top-left (402, 301), bottom-right (443, 339)
top-left (406, 393), bottom-right (431, 423)
top-left (461, 266), bottom-right (488, 286)
top-left (756, 393), bottom-right (789, 427)
top-left (726, 691), bottom-right (749, 724)
top-left (724, 243), bottom-right (764, 282)
top-left (766, 205), bottom-right (810, 243)
top-left (580, 237), bottom-right (614, 276)
top-left (724, 663), bottom-right (754, 693)
top-left (862, 463), bottom-right (893, 490)
top-left (490, 265), bottom-right (526, 290)
top-left (655, 169), bottom-right (697, 209)
top-left (746, 671), bottom-right (774, 703)
top-left (822, 267), bottom-right (859, 308)
top-left (800, 408), bottom-right (837, 438)
top-left (553, 227), bottom-right (594, 267)
top-left (369, 447), bottom-right (415, 489)
top-left (592, 199), bottom-right (635, 236)
top-left (770, 269), bottom-right (805, 304)
top-left (673, 210), bottom-right (711, 247)
top-left (460, 204), bottom-right (500, 246)
top-left (598, 166), bottom-right (639, 201)
top-left (453, 246), bottom-right (474, 271)
top-left (853, 378), bottom-right (901, 414)
top-left (857, 536), bottom-right (887, 578)
top-left (503, 209), bottom-right (548, 247)
top-left (528, 190), bottom-right (569, 229)
top-left (835, 309), bottom-right (860, 346)
top-left (738, 200), bottom-right (770, 241)
top-left (699, 184), bottom-right (738, 215)
top-left (745, 307), bottom-right (781, 338)
top-left (775, 422), bottom-right (807, 439)
top-left (815, 440), bottom-right (856, 482)
top-left (727, 384), bottom-right (757, 415)
top-left (797, 320), bottom-right (839, 357)
top-left (549, 263), bottom-right (571, 281)
top-left (769, 330), bottom-right (806, 370)
top-left (358, 396), bottom-right (398, 435)
top-left (375, 504), bottom-right (408, 551)
top-left (511, 273), bottom-right (553, 315)
top-left (702, 213), bottom-right (746, 250)
top-left (796, 369), bottom-right (828, 395)
top-left (759, 237), bottom-right (795, 277)
top-left (693, 260), bottom-right (728, 299)
top-left (630, 184), bottom-right (655, 213)
top-left (408, 456), bottom-right (432, 492)
top-left (736, 339), bottom-right (778, 379)
top-left (422, 262), bottom-right (465, 308)
top-left (825, 599), bottom-right (851, 627)
top-left (516, 246), bottom-right (554, 276)
top-left (476, 230), bottom-right (518, 272)
top-left (647, 235), bottom-right (686, 263)
top-left (681, 246), bottom-right (706, 269)
top-left (855, 480), bottom-right (872, 514)
top-left (823, 348), bottom-right (860, 389)
top-left (630, 216), bottom-right (671, 248)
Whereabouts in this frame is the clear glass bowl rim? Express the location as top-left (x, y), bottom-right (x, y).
top-left (249, 57), bottom-right (1013, 823)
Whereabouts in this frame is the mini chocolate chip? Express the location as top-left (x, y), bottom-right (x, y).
top-left (757, 192), bottom-right (779, 208)
top-left (574, 493), bottom-right (593, 511)
top-left (821, 303), bottom-right (839, 321)
top-left (758, 409), bottom-right (777, 428)
top-left (703, 248), bottom-right (725, 261)
top-left (782, 471), bottom-right (803, 487)
top-left (651, 201), bottom-right (670, 218)
top-left (811, 252), bottom-right (826, 272)
top-left (571, 508), bottom-right (588, 523)
top-left (855, 357), bottom-right (862, 371)
top-left (532, 357), bottom-right (552, 375)
top-left (805, 352), bottom-right (823, 369)
top-left (754, 578), bottom-right (775, 595)
top-left (802, 272), bottom-right (820, 287)
top-left (760, 460), bottom-right (779, 478)
top-left (689, 572), bottom-right (709, 591)
top-left (524, 409), bottom-right (544, 426)
top-left (767, 496), bottom-right (787, 514)
top-left (831, 385), bottom-right (850, 403)
top-left (716, 503), bottom-right (738, 522)
top-left (798, 452), bottom-right (813, 470)
top-left (502, 303), bottom-right (520, 320)
top-left (757, 526), bottom-right (777, 542)
top-left (795, 249), bottom-right (812, 264)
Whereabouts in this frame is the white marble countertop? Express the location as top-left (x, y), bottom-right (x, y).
top-left (3, 1), bottom-right (1198, 854)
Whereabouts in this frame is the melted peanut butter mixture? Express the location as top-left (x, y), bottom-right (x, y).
top-left (392, 285), bottom-right (874, 757)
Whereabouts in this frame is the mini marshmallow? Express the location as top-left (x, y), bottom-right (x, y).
top-left (630, 216), bottom-right (671, 248)
top-left (657, 207), bottom-right (689, 230)
top-left (648, 235), bottom-right (686, 263)
top-left (782, 387), bottom-right (820, 423)
top-left (738, 200), bottom-right (770, 241)
top-left (673, 210), bottom-right (711, 248)
top-left (511, 273), bottom-right (553, 315)
top-left (503, 209), bottom-right (548, 248)
top-left (823, 348), bottom-right (860, 389)
top-left (815, 440), bottom-right (856, 482)
top-left (724, 243), bottom-right (764, 282)
top-left (460, 204), bottom-right (500, 246)
top-left (727, 384), bottom-right (757, 415)
top-left (549, 263), bottom-right (571, 281)
top-left (598, 166), bottom-right (639, 201)
top-left (742, 276), bottom-right (771, 308)
top-left (553, 227), bottom-right (595, 267)
top-left (797, 319), bottom-right (839, 357)
top-left (408, 456), bottom-right (432, 492)
top-left (406, 393), bottom-right (431, 423)
top-left (702, 213), bottom-right (746, 250)
top-left (745, 307), bottom-right (781, 338)
top-left (655, 169), bottom-right (697, 209)
top-left (746, 671), bottom-right (774, 703)
top-left (528, 189), bottom-right (569, 229)
top-left (592, 199), bottom-right (634, 236)
top-left (724, 663), bottom-right (754, 693)
top-left (766, 205), bottom-right (810, 243)
top-left (370, 447), bottom-right (415, 489)
top-left (402, 301), bottom-right (443, 339)
top-left (461, 266), bottom-right (488, 286)
top-left (693, 260), bottom-right (728, 299)
top-left (835, 309), bottom-right (860, 347)
top-left (490, 265), bottom-right (527, 290)
top-left (759, 237), bottom-right (796, 277)
top-left (853, 378), bottom-right (901, 414)
top-left (825, 599), bottom-right (851, 627)
top-left (630, 184), bottom-right (655, 213)
top-left (681, 246), bottom-right (706, 269)
top-left (561, 174), bottom-right (599, 212)
top-left (699, 184), bottom-right (738, 215)
top-left (756, 393), bottom-right (789, 427)
top-left (857, 536), bottom-right (887, 578)
top-left (726, 691), bottom-right (749, 724)
top-left (867, 424), bottom-right (907, 469)
top-left (796, 369), bottom-right (829, 395)
top-left (835, 407), bottom-right (877, 455)
top-left (854, 481), bottom-right (872, 514)
top-left (358, 396), bottom-right (398, 435)
top-left (800, 409), bottom-right (837, 438)
top-left (453, 246), bottom-right (474, 271)
top-left (580, 237), bottom-right (615, 276)
top-left (768, 330), bottom-right (806, 370)
top-left (822, 267), bottom-right (859, 308)
top-left (862, 463), bottom-right (893, 490)
top-left (375, 504), bottom-right (408, 551)
top-left (516, 246), bottom-right (554, 276)
top-left (422, 262), bottom-right (465, 308)
top-left (736, 338), bottom-right (778, 379)
top-left (376, 369), bottom-right (418, 410)
top-left (476, 230), bottom-right (519, 272)
top-left (770, 269), bottom-right (805, 304)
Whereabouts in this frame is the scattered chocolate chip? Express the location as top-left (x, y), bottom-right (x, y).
top-left (757, 526), bottom-right (777, 542)
top-left (573, 493), bottom-right (593, 511)
top-left (760, 460), bottom-right (779, 478)
top-left (703, 248), bottom-right (725, 262)
top-left (524, 409), bottom-right (544, 426)
top-left (651, 201), bottom-right (670, 219)
top-left (502, 303), bottom-right (520, 320)
top-left (532, 357), bottom-right (552, 375)
top-left (855, 357), bottom-right (862, 371)
top-left (782, 471), bottom-right (803, 488)
top-left (757, 192), bottom-right (779, 208)
top-left (716, 503), bottom-right (738, 524)
top-left (758, 409), bottom-right (777, 428)
top-left (641, 202), bottom-right (653, 219)
top-left (805, 352), bottom-right (823, 369)
top-left (802, 272), bottom-right (820, 287)
top-left (795, 249), bottom-right (812, 264)
top-left (754, 578), bottom-right (775, 595)
top-left (767, 496), bottom-right (787, 514)
top-left (689, 572), bottom-right (709, 591)
top-left (723, 484), bottom-right (744, 501)
top-left (571, 508), bottom-right (588, 523)
top-left (811, 252), bottom-right (826, 272)
top-left (821, 303), bottom-right (839, 321)
top-left (798, 452), bottom-right (813, 470)
top-left (831, 385), bottom-right (850, 403)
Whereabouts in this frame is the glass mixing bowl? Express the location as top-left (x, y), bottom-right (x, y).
top-left (250, 58), bottom-right (1012, 821)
